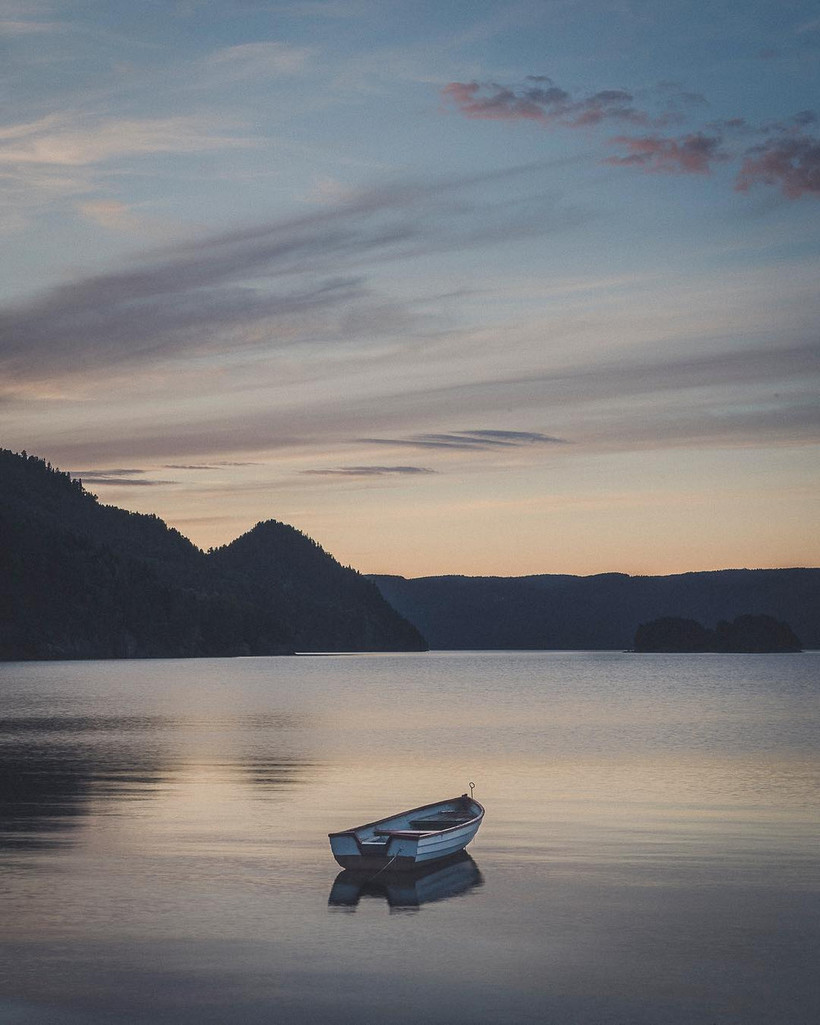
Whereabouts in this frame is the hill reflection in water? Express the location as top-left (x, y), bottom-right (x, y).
top-left (0, 706), bottom-right (315, 854)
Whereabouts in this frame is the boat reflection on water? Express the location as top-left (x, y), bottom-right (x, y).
top-left (328, 851), bottom-right (483, 912)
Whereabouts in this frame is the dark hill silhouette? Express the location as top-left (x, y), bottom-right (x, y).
top-left (633, 616), bottom-right (713, 653)
top-left (713, 614), bottom-right (802, 653)
top-left (634, 614), bottom-right (802, 653)
top-left (209, 521), bottom-right (425, 653)
top-left (0, 448), bottom-right (425, 659)
top-left (370, 570), bottom-right (820, 650)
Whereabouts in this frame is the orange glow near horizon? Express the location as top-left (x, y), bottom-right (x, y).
top-left (79, 439), bottom-right (819, 579)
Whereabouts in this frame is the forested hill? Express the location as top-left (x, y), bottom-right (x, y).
top-left (0, 448), bottom-right (425, 659)
top-left (208, 521), bottom-right (425, 654)
top-left (369, 570), bottom-right (820, 651)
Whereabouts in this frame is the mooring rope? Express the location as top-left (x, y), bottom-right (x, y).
top-left (369, 853), bottom-right (400, 878)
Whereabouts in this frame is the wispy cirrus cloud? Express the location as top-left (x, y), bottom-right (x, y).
top-left (0, 27), bottom-right (317, 236)
top-left (281, 1), bottom-right (373, 17)
top-left (0, 19), bottom-right (61, 35)
top-left (443, 75), bottom-right (820, 198)
top-left (360, 430), bottom-right (569, 451)
top-left (72, 468), bottom-right (177, 486)
top-left (0, 169), bottom-right (579, 388)
top-left (0, 113), bottom-right (255, 167)
top-left (162, 461), bottom-right (261, 470)
top-left (302, 465), bottom-right (435, 476)
top-left (200, 41), bottom-right (315, 82)
top-left (24, 310), bottom-right (818, 472)
top-left (76, 199), bottom-right (152, 232)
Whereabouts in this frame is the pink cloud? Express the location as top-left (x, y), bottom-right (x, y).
top-left (441, 78), bottom-right (649, 128)
top-left (736, 132), bottom-right (820, 198)
top-left (604, 133), bottom-right (725, 174)
top-left (441, 80), bottom-right (563, 123)
top-left (442, 74), bottom-right (820, 199)
top-left (569, 91), bottom-right (650, 128)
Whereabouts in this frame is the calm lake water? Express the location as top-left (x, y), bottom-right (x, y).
top-left (1, 651), bottom-right (818, 1025)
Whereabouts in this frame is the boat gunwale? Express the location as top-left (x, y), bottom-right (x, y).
top-left (328, 794), bottom-right (485, 840)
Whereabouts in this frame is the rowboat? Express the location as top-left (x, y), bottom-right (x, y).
top-left (328, 791), bottom-right (484, 871)
top-left (328, 851), bottom-right (483, 909)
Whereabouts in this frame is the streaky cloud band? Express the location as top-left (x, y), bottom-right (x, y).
top-left (360, 430), bottom-right (570, 451)
top-left (301, 466), bottom-right (436, 476)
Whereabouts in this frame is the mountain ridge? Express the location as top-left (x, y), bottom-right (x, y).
top-left (0, 448), bottom-right (426, 659)
top-left (369, 568), bottom-right (820, 650)
top-left (3, 446), bottom-right (816, 657)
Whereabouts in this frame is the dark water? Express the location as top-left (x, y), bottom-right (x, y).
top-left (1, 651), bottom-right (818, 1024)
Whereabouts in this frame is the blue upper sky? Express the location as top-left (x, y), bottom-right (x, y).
top-left (1, 0), bottom-right (818, 575)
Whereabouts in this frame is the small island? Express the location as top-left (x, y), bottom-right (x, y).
top-left (633, 614), bottom-right (803, 653)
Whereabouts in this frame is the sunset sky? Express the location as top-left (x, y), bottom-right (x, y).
top-left (2, 0), bottom-right (818, 576)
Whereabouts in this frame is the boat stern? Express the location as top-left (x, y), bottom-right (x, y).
top-left (328, 832), bottom-right (360, 865)
top-left (328, 829), bottom-right (421, 870)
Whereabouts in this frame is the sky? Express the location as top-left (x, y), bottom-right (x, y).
top-left (1, 0), bottom-right (819, 577)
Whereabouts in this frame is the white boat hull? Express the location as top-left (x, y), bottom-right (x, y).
top-left (329, 794), bottom-right (484, 872)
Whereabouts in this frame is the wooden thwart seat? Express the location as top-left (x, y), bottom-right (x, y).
top-left (360, 836), bottom-right (390, 847)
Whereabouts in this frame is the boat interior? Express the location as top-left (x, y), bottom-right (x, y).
top-left (357, 799), bottom-right (478, 840)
